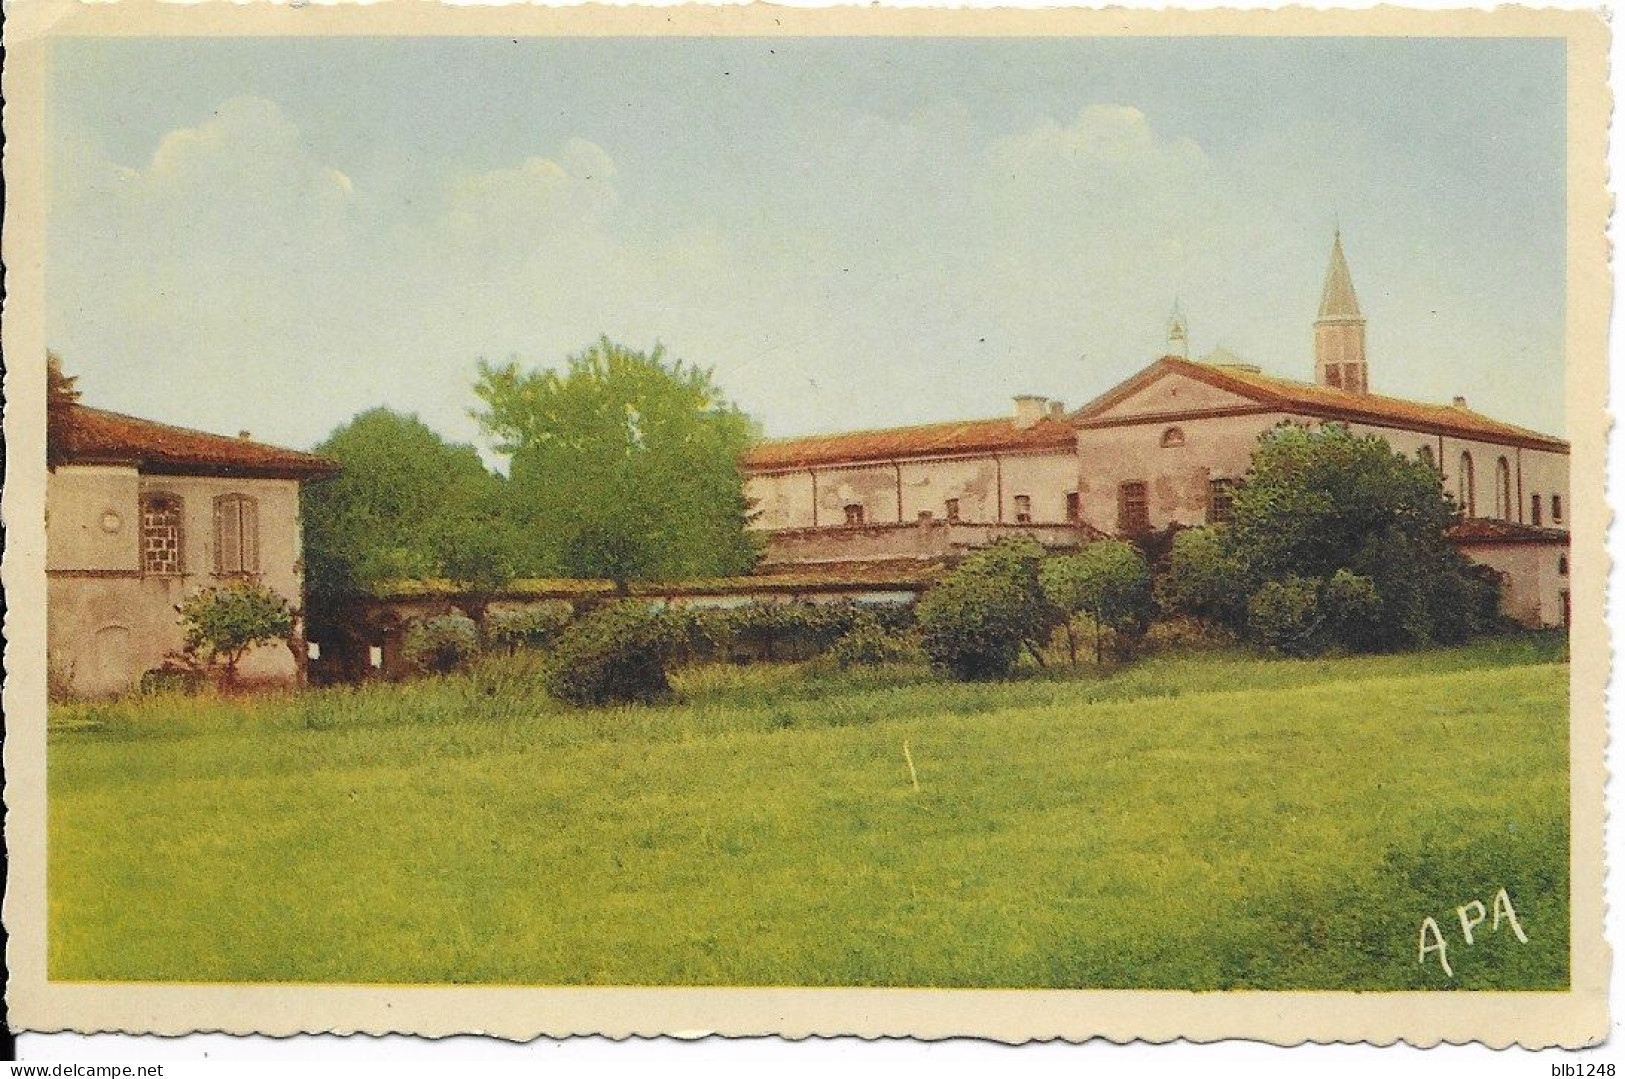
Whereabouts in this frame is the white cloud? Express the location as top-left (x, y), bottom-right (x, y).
top-left (62, 92), bottom-right (1533, 459)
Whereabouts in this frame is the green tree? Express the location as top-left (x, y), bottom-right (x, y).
top-left (1223, 422), bottom-right (1498, 652)
top-left (473, 337), bottom-right (760, 585)
top-left (1155, 526), bottom-right (1249, 624)
top-left (1042, 540), bottom-right (1154, 664)
top-left (176, 582), bottom-right (296, 687)
top-left (917, 536), bottom-right (1057, 680)
top-left (301, 408), bottom-right (512, 597)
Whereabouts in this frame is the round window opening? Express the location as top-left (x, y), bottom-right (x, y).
top-left (99, 510), bottom-right (123, 534)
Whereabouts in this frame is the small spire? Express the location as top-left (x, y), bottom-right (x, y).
top-left (1318, 230), bottom-right (1362, 321)
top-left (1167, 298), bottom-right (1190, 359)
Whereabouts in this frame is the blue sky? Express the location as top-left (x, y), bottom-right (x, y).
top-left (48, 35), bottom-right (1566, 456)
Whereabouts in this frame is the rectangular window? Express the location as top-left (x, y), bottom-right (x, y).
top-left (1208, 478), bottom-right (1236, 525)
top-left (1118, 481), bottom-right (1149, 535)
top-left (843, 503), bottom-right (865, 526)
top-left (213, 494), bottom-right (260, 575)
top-left (1324, 366), bottom-right (1343, 389)
top-left (1013, 494), bottom-right (1032, 524)
top-left (141, 495), bottom-right (183, 575)
top-left (1065, 492), bottom-right (1080, 522)
top-left (1552, 494), bottom-right (1563, 524)
top-left (944, 498), bottom-right (961, 522)
top-left (1531, 494), bottom-right (1543, 526)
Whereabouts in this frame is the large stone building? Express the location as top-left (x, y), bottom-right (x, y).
top-left (47, 385), bottom-right (337, 696)
top-left (742, 233), bottom-right (1571, 627)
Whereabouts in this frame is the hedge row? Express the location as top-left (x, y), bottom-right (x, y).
top-left (396, 597), bottom-right (920, 701)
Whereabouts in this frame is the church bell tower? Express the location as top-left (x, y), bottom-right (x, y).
top-left (1314, 230), bottom-right (1368, 393)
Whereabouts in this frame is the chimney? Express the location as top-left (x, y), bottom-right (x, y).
top-left (1451, 396), bottom-right (1467, 409)
top-left (1047, 400), bottom-right (1066, 420)
top-left (1013, 395), bottom-right (1048, 429)
top-left (238, 430), bottom-right (253, 440)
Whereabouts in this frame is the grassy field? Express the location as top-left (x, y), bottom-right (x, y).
top-left (48, 636), bottom-right (1569, 989)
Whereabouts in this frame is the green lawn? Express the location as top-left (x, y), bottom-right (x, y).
top-left (48, 636), bottom-right (1569, 989)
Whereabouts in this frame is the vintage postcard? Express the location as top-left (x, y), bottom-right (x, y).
top-left (2, 0), bottom-right (1611, 1049)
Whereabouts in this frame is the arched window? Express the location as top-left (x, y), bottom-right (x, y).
top-left (1457, 452), bottom-right (1476, 517)
top-left (1495, 457), bottom-right (1513, 520)
top-left (842, 503), bottom-right (865, 526)
top-left (1418, 445), bottom-right (1436, 473)
top-left (213, 493), bottom-right (260, 575)
top-left (1160, 427), bottom-right (1186, 448)
top-left (140, 493), bottom-right (183, 575)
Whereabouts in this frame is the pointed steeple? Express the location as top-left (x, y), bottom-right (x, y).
top-left (1166, 298), bottom-right (1189, 359)
top-left (1314, 229), bottom-right (1369, 393)
top-left (1318, 229), bottom-right (1362, 320)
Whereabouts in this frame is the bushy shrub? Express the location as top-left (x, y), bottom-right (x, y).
top-left (718, 600), bottom-right (866, 661)
top-left (1229, 423), bottom-right (1498, 650)
top-left (1424, 556), bottom-right (1505, 645)
top-left (828, 613), bottom-right (920, 669)
top-left (862, 601), bottom-right (917, 635)
top-left (664, 605), bottom-right (732, 663)
top-left (663, 600), bottom-right (910, 664)
top-left (1150, 425), bottom-right (1507, 655)
top-left (543, 601), bottom-right (679, 706)
top-left (1156, 526), bottom-right (1249, 623)
top-left (1322, 569), bottom-right (1384, 652)
top-left (1246, 575), bottom-right (1325, 657)
top-left (917, 537), bottom-right (1056, 680)
top-left (176, 582), bottom-right (296, 686)
top-left (1041, 540), bottom-right (1154, 664)
top-left (485, 602), bottom-right (574, 653)
top-left (403, 613), bottom-right (482, 674)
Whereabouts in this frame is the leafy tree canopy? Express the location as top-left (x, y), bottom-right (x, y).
top-left (473, 337), bottom-right (760, 584)
top-left (1228, 422), bottom-right (1460, 585)
top-left (917, 535), bottom-right (1057, 680)
top-left (1171, 422), bottom-right (1498, 651)
top-left (1041, 540), bottom-right (1154, 663)
top-left (302, 407), bottom-right (512, 597)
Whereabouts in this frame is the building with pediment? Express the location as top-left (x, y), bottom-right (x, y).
top-left (742, 234), bottom-right (1570, 627)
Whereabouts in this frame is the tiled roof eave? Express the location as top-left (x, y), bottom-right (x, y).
top-left (1143, 357), bottom-right (1568, 454)
top-left (135, 457), bottom-right (340, 480)
top-left (1281, 402), bottom-right (1570, 454)
top-left (742, 428), bottom-right (1077, 472)
top-left (54, 404), bottom-right (340, 479)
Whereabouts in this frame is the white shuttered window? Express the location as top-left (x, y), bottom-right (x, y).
top-left (213, 494), bottom-right (260, 575)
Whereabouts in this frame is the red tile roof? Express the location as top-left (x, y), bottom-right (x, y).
top-left (49, 403), bottom-right (338, 479)
top-left (1446, 518), bottom-right (1570, 545)
top-left (742, 415), bottom-right (1077, 471)
top-left (1080, 357), bottom-right (1568, 453)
